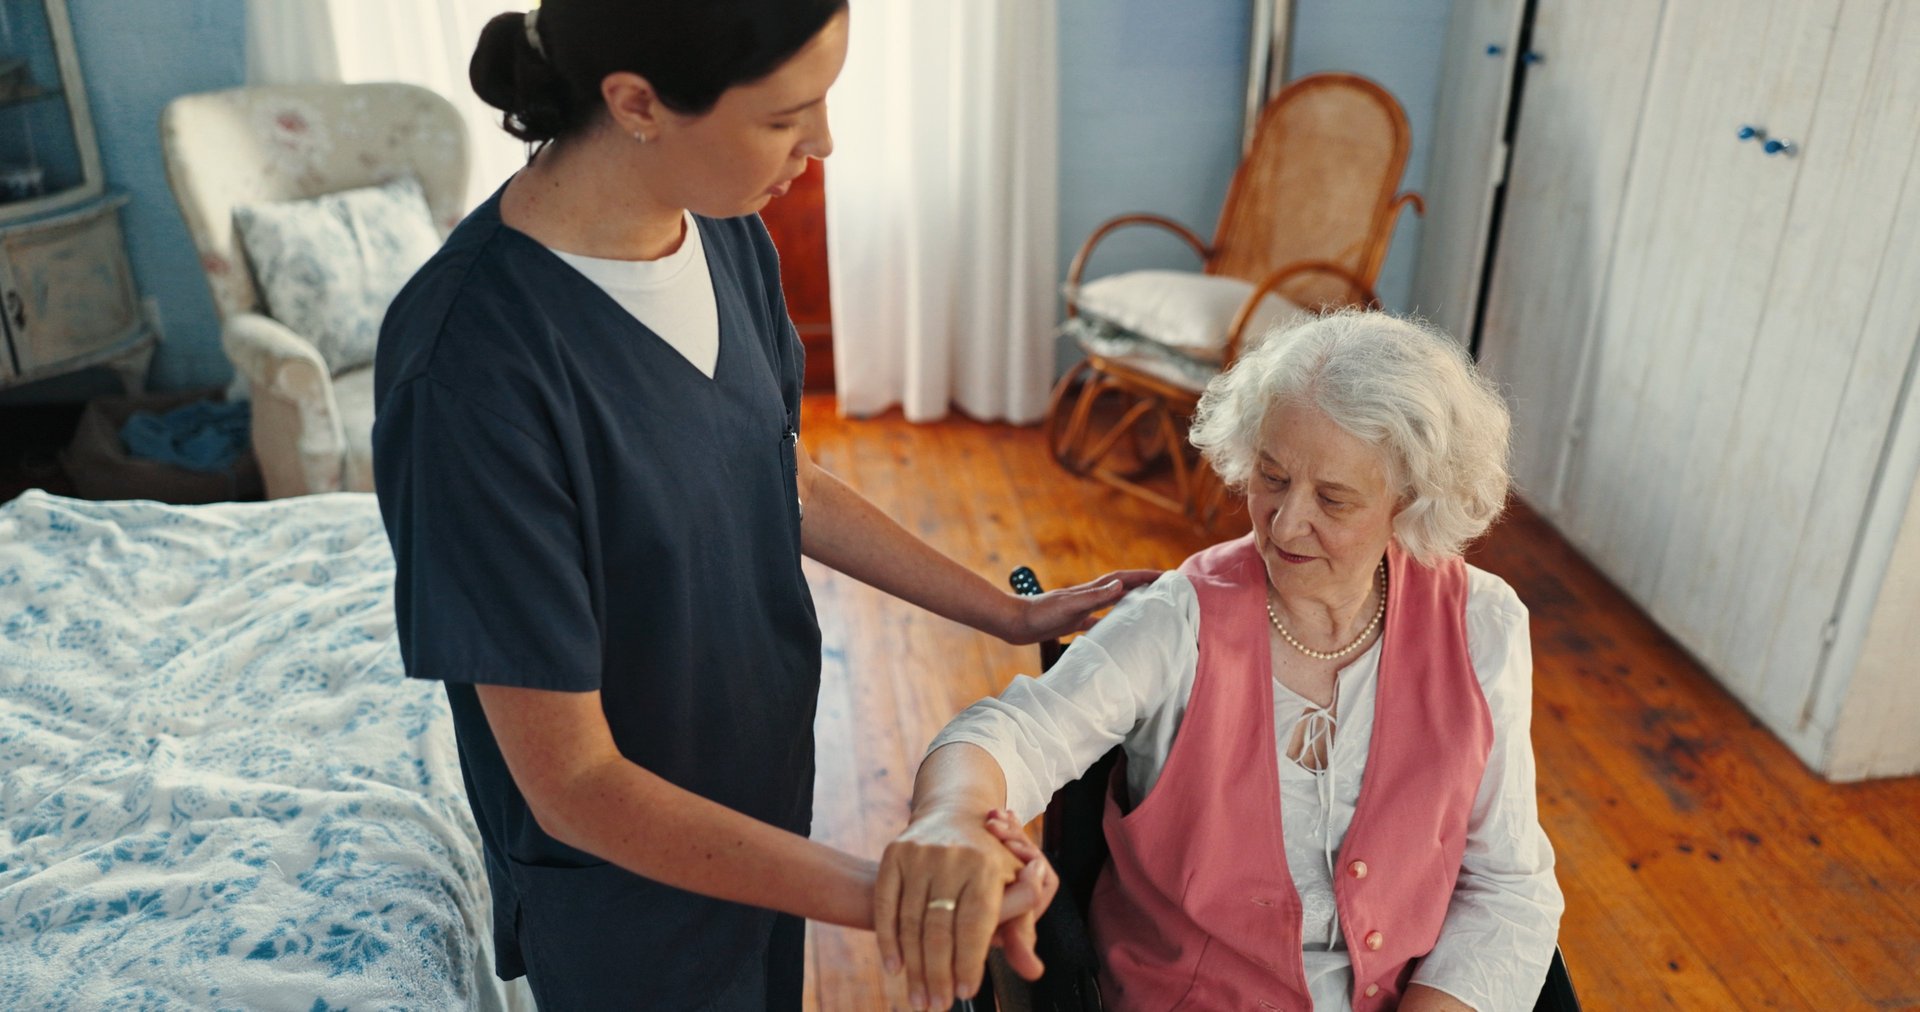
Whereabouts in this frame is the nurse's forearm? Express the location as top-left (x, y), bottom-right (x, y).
top-left (794, 441), bottom-right (1154, 645)
top-left (544, 754), bottom-right (881, 929)
top-left (798, 455), bottom-right (1016, 636)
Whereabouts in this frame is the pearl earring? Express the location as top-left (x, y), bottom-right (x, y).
top-left (632, 131), bottom-right (649, 144)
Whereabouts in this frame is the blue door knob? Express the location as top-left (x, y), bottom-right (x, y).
top-left (1737, 125), bottom-right (1760, 141)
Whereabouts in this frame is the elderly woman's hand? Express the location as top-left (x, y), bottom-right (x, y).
top-left (876, 806), bottom-right (1057, 1009)
top-left (998, 569), bottom-right (1160, 645)
top-left (981, 808), bottom-right (1055, 980)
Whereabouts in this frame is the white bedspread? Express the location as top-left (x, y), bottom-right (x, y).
top-left (0, 491), bottom-right (529, 1011)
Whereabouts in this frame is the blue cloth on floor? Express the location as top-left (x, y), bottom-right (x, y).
top-left (119, 400), bottom-right (250, 473)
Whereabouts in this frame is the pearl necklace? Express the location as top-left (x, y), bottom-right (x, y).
top-left (1266, 562), bottom-right (1388, 661)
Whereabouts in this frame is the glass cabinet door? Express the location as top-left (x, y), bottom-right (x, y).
top-left (0, 0), bottom-right (101, 222)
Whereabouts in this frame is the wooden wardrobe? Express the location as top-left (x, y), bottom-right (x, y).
top-left (1418, 0), bottom-right (1920, 780)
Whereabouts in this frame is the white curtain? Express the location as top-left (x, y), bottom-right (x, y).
top-left (246, 0), bottom-right (528, 209)
top-left (824, 0), bottom-right (1060, 424)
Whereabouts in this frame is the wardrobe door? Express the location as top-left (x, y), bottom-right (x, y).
top-left (1409, 0), bottom-right (1523, 340)
top-left (1475, 0), bottom-right (1665, 508)
top-left (1557, 0), bottom-right (1837, 604)
top-left (1663, 0), bottom-right (1920, 735)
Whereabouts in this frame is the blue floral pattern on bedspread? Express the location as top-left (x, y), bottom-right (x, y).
top-left (0, 491), bottom-right (514, 1010)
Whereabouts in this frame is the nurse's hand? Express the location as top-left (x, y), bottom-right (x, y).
top-left (876, 807), bottom-right (1058, 1010)
top-left (996, 569), bottom-right (1161, 644)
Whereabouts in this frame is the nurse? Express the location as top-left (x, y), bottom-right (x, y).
top-left (371, 1), bottom-right (1148, 1008)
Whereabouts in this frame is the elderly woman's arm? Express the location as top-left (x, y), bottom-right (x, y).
top-left (878, 572), bottom-right (1199, 1009)
top-left (1407, 574), bottom-right (1566, 1011)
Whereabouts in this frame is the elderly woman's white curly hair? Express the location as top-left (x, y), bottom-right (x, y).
top-left (1188, 309), bottom-right (1512, 564)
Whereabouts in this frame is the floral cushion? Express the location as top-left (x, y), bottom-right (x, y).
top-left (233, 177), bottom-right (441, 376)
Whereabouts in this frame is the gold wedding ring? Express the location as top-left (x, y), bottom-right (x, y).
top-left (926, 898), bottom-right (958, 912)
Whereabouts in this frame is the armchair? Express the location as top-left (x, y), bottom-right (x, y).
top-left (161, 82), bottom-right (469, 498)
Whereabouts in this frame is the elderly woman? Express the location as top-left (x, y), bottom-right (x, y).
top-left (877, 311), bottom-right (1564, 1011)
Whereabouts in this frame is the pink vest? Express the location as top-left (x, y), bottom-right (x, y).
top-left (1088, 535), bottom-right (1493, 1011)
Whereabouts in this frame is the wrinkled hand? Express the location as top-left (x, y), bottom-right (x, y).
top-left (876, 807), bottom-right (1059, 1010)
top-left (998, 569), bottom-right (1160, 645)
top-left (982, 809), bottom-right (1055, 981)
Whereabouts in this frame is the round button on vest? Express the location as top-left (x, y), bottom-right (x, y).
top-left (1348, 860), bottom-right (1369, 879)
top-left (1364, 983), bottom-right (1381, 997)
top-left (1364, 930), bottom-right (1384, 951)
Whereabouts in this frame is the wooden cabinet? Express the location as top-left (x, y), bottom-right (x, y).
top-left (1474, 0), bottom-right (1664, 502)
top-left (0, 194), bottom-right (152, 393)
top-left (1425, 0), bottom-right (1920, 779)
top-left (0, 0), bottom-right (153, 396)
top-left (1561, 0), bottom-right (1833, 643)
top-left (1409, 0), bottom-right (1522, 342)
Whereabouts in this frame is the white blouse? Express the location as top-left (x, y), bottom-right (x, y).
top-left (930, 566), bottom-right (1565, 1012)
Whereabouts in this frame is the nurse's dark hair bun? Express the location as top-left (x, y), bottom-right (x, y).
top-left (470, 12), bottom-right (571, 143)
top-left (469, 0), bottom-right (848, 146)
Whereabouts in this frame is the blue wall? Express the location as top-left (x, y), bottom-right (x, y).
top-left (69, 0), bottom-right (247, 394)
top-left (1057, 0), bottom-right (1249, 294)
top-left (1056, 0), bottom-right (1451, 330)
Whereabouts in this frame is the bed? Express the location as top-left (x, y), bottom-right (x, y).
top-left (0, 490), bottom-right (532, 1010)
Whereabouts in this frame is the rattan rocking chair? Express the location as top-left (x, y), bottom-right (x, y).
top-left (1045, 72), bottom-right (1423, 530)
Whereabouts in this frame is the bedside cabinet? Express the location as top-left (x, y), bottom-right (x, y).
top-left (0, 193), bottom-right (154, 393)
top-left (0, 0), bottom-right (155, 395)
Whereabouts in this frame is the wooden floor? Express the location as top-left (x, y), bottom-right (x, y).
top-left (795, 394), bottom-right (1920, 1012)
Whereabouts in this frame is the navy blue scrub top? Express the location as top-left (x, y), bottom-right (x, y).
top-left (371, 190), bottom-right (822, 1007)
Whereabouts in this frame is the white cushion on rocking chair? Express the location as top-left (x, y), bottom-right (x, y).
top-left (1067, 269), bottom-right (1310, 361)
